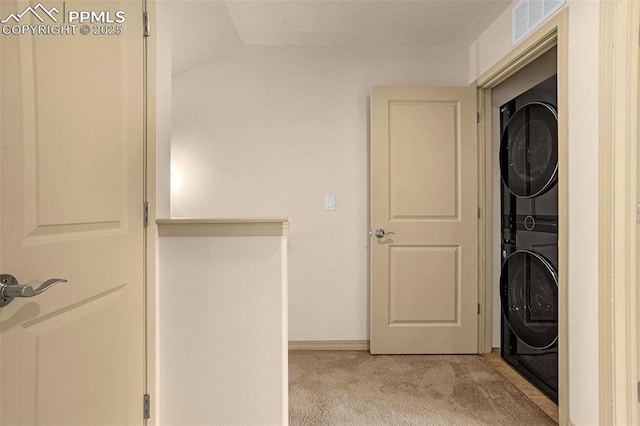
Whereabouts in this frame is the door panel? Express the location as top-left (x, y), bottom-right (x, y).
top-left (4, 288), bottom-right (128, 425)
top-left (370, 86), bottom-right (477, 354)
top-left (0, 0), bottom-right (145, 423)
top-left (389, 246), bottom-right (459, 323)
top-left (389, 101), bottom-right (458, 219)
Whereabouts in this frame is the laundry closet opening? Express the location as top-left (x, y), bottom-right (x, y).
top-left (490, 47), bottom-right (558, 403)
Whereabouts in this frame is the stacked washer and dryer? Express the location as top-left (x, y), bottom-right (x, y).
top-left (499, 75), bottom-right (558, 403)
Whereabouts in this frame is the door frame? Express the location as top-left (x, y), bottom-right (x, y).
top-left (598, 1), bottom-right (640, 424)
top-left (144, 0), bottom-right (158, 423)
top-left (473, 8), bottom-right (569, 425)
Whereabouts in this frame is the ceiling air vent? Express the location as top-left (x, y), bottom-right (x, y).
top-left (512, 0), bottom-right (565, 45)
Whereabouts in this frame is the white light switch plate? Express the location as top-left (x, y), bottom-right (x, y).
top-left (325, 195), bottom-right (336, 211)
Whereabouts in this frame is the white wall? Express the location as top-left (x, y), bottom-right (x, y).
top-left (159, 235), bottom-right (287, 425)
top-left (469, 2), bottom-right (600, 424)
top-left (155, 2), bottom-right (171, 219)
top-left (468, 2), bottom-right (514, 84)
top-left (171, 44), bottom-right (469, 341)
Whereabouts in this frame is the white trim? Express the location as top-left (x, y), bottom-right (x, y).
top-left (289, 340), bottom-right (370, 351)
top-left (156, 217), bottom-right (291, 237)
top-left (281, 237), bottom-right (289, 420)
top-left (598, 1), bottom-right (640, 424)
top-left (477, 87), bottom-right (493, 354)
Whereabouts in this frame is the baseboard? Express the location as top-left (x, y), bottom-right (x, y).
top-left (289, 340), bottom-right (370, 351)
top-left (568, 422), bottom-right (576, 426)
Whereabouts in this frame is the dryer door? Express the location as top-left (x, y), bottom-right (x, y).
top-left (500, 102), bottom-right (558, 198)
top-left (500, 250), bottom-right (558, 349)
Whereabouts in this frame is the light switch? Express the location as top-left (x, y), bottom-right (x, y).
top-left (325, 195), bottom-right (336, 211)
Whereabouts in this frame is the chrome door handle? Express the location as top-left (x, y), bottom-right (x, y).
top-left (0, 274), bottom-right (67, 307)
top-left (373, 228), bottom-right (396, 239)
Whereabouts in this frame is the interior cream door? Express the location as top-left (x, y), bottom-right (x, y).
top-left (370, 86), bottom-right (478, 354)
top-left (0, 0), bottom-right (146, 424)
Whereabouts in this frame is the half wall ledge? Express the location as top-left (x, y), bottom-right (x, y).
top-left (156, 217), bottom-right (291, 237)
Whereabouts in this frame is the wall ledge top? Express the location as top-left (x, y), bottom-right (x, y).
top-left (156, 217), bottom-right (291, 237)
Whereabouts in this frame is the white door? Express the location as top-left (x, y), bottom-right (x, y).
top-left (0, 0), bottom-right (146, 424)
top-left (370, 86), bottom-right (478, 354)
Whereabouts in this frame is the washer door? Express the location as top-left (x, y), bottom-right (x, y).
top-left (500, 102), bottom-right (558, 198)
top-left (500, 250), bottom-right (558, 349)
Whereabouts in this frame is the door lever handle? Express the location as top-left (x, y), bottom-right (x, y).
top-left (0, 274), bottom-right (67, 307)
top-left (373, 228), bottom-right (396, 239)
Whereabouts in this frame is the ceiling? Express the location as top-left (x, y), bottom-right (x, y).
top-left (169, 0), bottom-right (512, 76)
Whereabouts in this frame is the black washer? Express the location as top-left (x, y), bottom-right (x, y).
top-left (500, 250), bottom-right (558, 350)
top-left (500, 102), bottom-right (558, 198)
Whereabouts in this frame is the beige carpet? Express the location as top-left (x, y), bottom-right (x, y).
top-left (289, 351), bottom-right (556, 426)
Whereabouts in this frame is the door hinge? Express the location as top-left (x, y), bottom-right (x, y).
top-left (636, 204), bottom-right (640, 223)
top-left (477, 303), bottom-right (481, 315)
top-left (477, 207), bottom-right (481, 219)
top-left (143, 394), bottom-right (150, 419)
top-left (143, 11), bottom-right (150, 37)
top-left (143, 201), bottom-right (150, 227)
top-left (476, 112), bottom-right (480, 124)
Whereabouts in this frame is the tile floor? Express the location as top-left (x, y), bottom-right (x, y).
top-left (482, 350), bottom-right (559, 424)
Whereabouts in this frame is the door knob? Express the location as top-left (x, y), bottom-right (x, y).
top-left (0, 274), bottom-right (67, 307)
top-left (373, 228), bottom-right (396, 239)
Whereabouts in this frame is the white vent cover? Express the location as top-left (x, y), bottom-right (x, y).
top-left (512, 0), bottom-right (565, 45)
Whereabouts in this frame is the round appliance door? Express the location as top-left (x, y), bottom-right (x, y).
top-left (500, 102), bottom-right (558, 198)
top-left (500, 250), bottom-right (558, 349)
